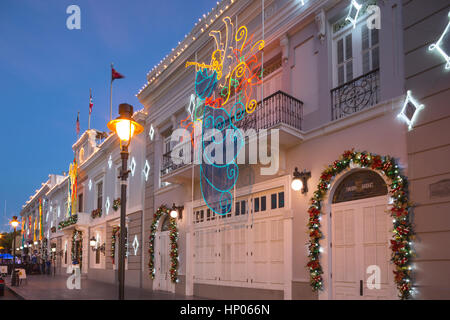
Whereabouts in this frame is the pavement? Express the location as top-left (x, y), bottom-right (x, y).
top-left (4, 275), bottom-right (204, 300)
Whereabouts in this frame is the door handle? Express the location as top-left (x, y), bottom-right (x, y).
top-left (360, 280), bottom-right (363, 296)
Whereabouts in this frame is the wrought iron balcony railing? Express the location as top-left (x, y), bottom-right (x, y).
top-left (331, 68), bottom-right (380, 120)
top-left (160, 90), bottom-right (303, 177)
top-left (235, 90), bottom-right (303, 131)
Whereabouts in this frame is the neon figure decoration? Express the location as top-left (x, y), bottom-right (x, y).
top-left (184, 16), bottom-right (265, 215)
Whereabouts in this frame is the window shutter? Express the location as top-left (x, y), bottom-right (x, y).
top-left (337, 39), bottom-right (344, 64)
top-left (345, 34), bottom-right (353, 81)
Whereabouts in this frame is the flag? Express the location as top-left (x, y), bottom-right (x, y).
top-left (111, 66), bottom-right (125, 82)
top-left (89, 89), bottom-right (93, 115)
top-left (76, 112), bottom-right (80, 136)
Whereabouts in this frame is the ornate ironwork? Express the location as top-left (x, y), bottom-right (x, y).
top-left (331, 68), bottom-right (380, 120)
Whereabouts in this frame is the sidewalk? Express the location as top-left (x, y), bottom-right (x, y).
top-left (6, 275), bottom-right (204, 300)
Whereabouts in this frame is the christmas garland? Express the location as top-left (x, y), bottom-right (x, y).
top-left (111, 226), bottom-right (120, 264)
top-left (58, 214), bottom-right (78, 230)
top-left (307, 149), bottom-right (414, 300)
top-left (91, 208), bottom-right (102, 219)
top-left (113, 198), bottom-right (121, 211)
top-left (148, 205), bottom-right (179, 283)
top-left (71, 229), bottom-right (83, 266)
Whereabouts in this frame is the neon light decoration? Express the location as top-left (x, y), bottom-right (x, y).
top-left (429, 11), bottom-right (450, 69)
top-left (149, 125), bottom-right (155, 141)
top-left (397, 90), bottom-right (425, 131)
top-left (129, 157), bottom-right (136, 177)
top-left (132, 235), bottom-right (139, 256)
top-left (108, 154), bottom-right (113, 169)
top-left (68, 159), bottom-right (78, 216)
top-left (143, 160), bottom-right (150, 181)
top-left (88, 179), bottom-right (92, 191)
top-left (184, 16), bottom-right (265, 215)
top-left (105, 197), bottom-right (111, 215)
top-left (346, 0), bottom-right (362, 29)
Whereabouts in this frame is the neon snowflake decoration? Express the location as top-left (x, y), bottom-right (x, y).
top-left (132, 235), bottom-right (139, 256)
top-left (398, 90), bottom-right (425, 131)
top-left (108, 154), bottom-right (113, 169)
top-left (429, 11), bottom-right (450, 69)
top-left (129, 157), bottom-right (136, 177)
top-left (105, 197), bottom-right (110, 215)
top-left (346, 0), bottom-right (362, 29)
top-left (149, 125), bottom-right (155, 141)
top-left (143, 160), bottom-right (150, 181)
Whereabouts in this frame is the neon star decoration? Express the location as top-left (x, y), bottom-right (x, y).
top-left (129, 157), bottom-right (136, 177)
top-left (398, 91), bottom-right (425, 131)
top-left (108, 155), bottom-right (113, 169)
top-left (346, 0), bottom-right (362, 29)
top-left (429, 11), bottom-right (450, 69)
top-left (143, 160), bottom-right (150, 181)
top-left (149, 125), bottom-right (155, 141)
top-left (105, 197), bottom-right (111, 215)
top-left (132, 235), bottom-right (139, 256)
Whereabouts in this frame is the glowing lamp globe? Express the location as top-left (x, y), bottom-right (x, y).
top-left (291, 178), bottom-right (303, 192)
top-left (34, 241), bottom-right (38, 245)
top-left (107, 104), bottom-right (144, 144)
top-left (89, 237), bottom-right (97, 248)
top-left (10, 216), bottom-right (19, 229)
top-left (170, 210), bottom-right (178, 219)
top-left (51, 247), bottom-right (56, 253)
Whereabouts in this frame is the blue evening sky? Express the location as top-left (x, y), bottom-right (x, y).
top-left (0, 0), bottom-right (216, 231)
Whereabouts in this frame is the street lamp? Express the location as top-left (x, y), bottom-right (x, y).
top-left (10, 216), bottom-right (19, 286)
top-left (107, 103), bottom-right (143, 300)
top-left (291, 167), bottom-right (311, 194)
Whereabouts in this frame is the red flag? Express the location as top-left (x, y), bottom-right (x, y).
top-left (89, 89), bottom-right (93, 115)
top-left (76, 112), bottom-right (80, 136)
top-left (111, 66), bottom-right (125, 82)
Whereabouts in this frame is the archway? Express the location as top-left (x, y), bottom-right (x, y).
top-left (306, 150), bottom-right (414, 300)
top-left (148, 205), bottom-right (179, 292)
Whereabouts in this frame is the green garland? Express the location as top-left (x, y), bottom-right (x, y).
top-left (91, 208), bottom-right (102, 219)
top-left (113, 198), bottom-right (121, 211)
top-left (148, 205), bottom-right (179, 283)
top-left (307, 149), bottom-right (414, 300)
top-left (111, 226), bottom-right (120, 264)
top-left (58, 214), bottom-right (78, 230)
top-left (71, 229), bottom-right (83, 266)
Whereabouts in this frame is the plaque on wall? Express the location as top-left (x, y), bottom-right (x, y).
top-left (332, 170), bottom-right (388, 204)
top-left (429, 179), bottom-right (450, 198)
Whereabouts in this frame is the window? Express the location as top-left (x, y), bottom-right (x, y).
top-left (235, 202), bottom-right (240, 216)
top-left (207, 209), bottom-right (211, 221)
top-left (96, 249), bottom-right (100, 264)
top-left (240, 200), bottom-right (246, 215)
top-left (78, 193), bottom-right (83, 213)
top-left (254, 197), bottom-right (260, 213)
top-left (333, 16), bottom-right (380, 87)
top-left (96, 181), bottom-right (103, 211)
top-left (278, 192), bottom-right (285, 208)
top-left (261, 196), bottom-right (266, 211)
top-left (271, 194), bottom-right (277, 210)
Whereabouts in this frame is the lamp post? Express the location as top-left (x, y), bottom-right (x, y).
top-left (107, 103), bottom-right (143, 300)
top-left (10, 216), bottom-right (19, 286)
top-left (51, 247), bottom-right (56, 277)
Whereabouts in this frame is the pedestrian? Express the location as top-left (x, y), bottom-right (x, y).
top-left (46, 259), bottom-right (51, 275)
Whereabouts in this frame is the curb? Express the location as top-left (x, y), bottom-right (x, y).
top-left (5, 285), bottom-right (25, 300)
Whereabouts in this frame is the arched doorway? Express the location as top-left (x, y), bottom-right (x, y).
top-left (330, 169), bottom-right (396, 299)
top-left (153, 215), bottom-right (174, 292)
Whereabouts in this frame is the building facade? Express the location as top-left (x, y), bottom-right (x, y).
top-left (19, 0), bottom-right (450, 300)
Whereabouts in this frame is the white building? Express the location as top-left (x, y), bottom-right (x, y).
top-left (19, 0), bottom-right (450, 300)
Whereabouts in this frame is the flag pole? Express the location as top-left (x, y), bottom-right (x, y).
top-left (77, 111), bottom-right (80, 140)
top-left (110, 63), bottom-right (113, 121)
top-left (88, 88), bottom-right (92, 130)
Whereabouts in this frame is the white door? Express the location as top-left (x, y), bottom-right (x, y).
top-left (156, 231), bottom-right (170, 291)
top-left (331, 196), bottom-right (397, 300)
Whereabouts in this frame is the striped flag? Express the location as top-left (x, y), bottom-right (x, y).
top-left (76, 112), bottom-right (80, 136)
top-left (89, 89), bottom-right (93, 115)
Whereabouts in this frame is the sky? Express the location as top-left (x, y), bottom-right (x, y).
top-left (0, 0), bottom-right (217, 232)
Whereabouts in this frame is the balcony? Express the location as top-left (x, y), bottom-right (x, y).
top-left (331, 68), bottom-right (380, 120)
top-left (160, 90), bottom-right (304, 182)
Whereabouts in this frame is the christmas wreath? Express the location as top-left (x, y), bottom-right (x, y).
top-left (148, 205), bottom-right (179, 283)
top-left (113, 198), bottom-right (121, 211)
top-left (307, 149), bottom-right (414, 299)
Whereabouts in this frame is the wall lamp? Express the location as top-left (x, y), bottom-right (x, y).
top-left (89, 237), bottom-right (106, 255)
top-left (170, 203), bottom-right (184, 219)
top-left (291, 167), bottom-right (311, 194)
